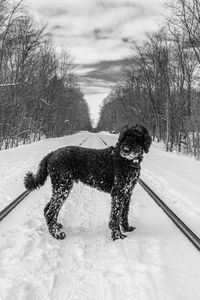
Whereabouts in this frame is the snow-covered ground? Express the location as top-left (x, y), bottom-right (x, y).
top-left (0, 132), bottom-right (200, 300)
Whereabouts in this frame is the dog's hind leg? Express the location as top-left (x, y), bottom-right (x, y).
top-left (44, 176), bottom-right (73, 240)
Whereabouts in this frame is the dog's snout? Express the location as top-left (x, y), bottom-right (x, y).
top-left (132, 145), bottom-right (142, 154)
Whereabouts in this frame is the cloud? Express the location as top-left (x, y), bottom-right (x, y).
top-left (38, 6), bottom-right (68, 17)
top-left (27, 0), bottom-right (165, 125)
top-left (78, 59), bottom-right (131, 82)
top-left (28, 0), bottom-right (164, 64)
top-left (79, 77), bottom-right (113, 96)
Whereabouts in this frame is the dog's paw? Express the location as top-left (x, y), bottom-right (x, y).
top-left (111, 230), bottom-right (127, 241)
top-left (119, 233), bottom-right (127, 239)
top-left (55, 231), bottom-right (66, 240)
top-left (49, 223), bottom-right (66, 240)
top-left (122, 226), bottom-right (136, 232)
top-left (52, 230), bottom-right (66, 240)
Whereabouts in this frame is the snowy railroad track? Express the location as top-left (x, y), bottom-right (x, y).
top-left (0, 135), bottom-right (91, 223)
top-left (1, 133), bottom-right (200, 253)
top-left (98, 135), bottom-right (200, 252)
top-left (1, 132), bottom-right (200, 299)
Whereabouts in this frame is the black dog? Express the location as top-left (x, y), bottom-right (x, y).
top-left (24, 124), bottom-right (151, 241)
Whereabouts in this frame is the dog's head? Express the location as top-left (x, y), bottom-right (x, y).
top-left (117, 124), bottom-right (152, 161)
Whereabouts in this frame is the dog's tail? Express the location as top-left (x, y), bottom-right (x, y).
top-left (24, 152), bottom-right (52, 191)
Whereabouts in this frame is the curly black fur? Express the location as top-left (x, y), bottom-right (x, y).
top-left (24, 123), bottom-right (151, 241)
top-left (24, 153), bottom-right (52, 190)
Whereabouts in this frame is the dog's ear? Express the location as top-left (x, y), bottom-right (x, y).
top-left (141, 126), bottom-right (152, 153)
top-left (118, 125), bottom-right (130, 144)
top-left (131, 124), bottom-right (152, 153)
top-left (143, 133), bottom-right (152, 153)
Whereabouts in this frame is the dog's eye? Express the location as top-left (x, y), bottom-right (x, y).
top-left (123, 147), bottom-right (130, 153)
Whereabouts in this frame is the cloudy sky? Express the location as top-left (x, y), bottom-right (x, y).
top-left (27, 0), bottom-right (165, 126)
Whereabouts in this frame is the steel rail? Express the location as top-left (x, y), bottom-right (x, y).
top-left (0, 190), bottom-right (31, 221)
top-left (139, 179), bottom-right (200, 251)
top-left (0, 135), bottom-right (91, 222)
top-left (78, 135), bottom-right (90, 146)
top-left (98, 134), bottom-right (200, 252)
top-left (98, 135), bottom-right (109, 146)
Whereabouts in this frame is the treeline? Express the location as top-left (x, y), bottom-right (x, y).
top-left (0, 0), bottom-right (92, 150)
top-left (97, 0), bottom-right (200, 158)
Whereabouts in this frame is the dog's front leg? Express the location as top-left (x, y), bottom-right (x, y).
top-left (109, 187), bottom-right (127, 241)
top-left (120, 196), bottom-right (136, 233)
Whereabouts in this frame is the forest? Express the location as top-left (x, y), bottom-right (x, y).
top-left (0, 0), bottom-right (92, 150)
top-left (97, 0), bottom-right (200, 158)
